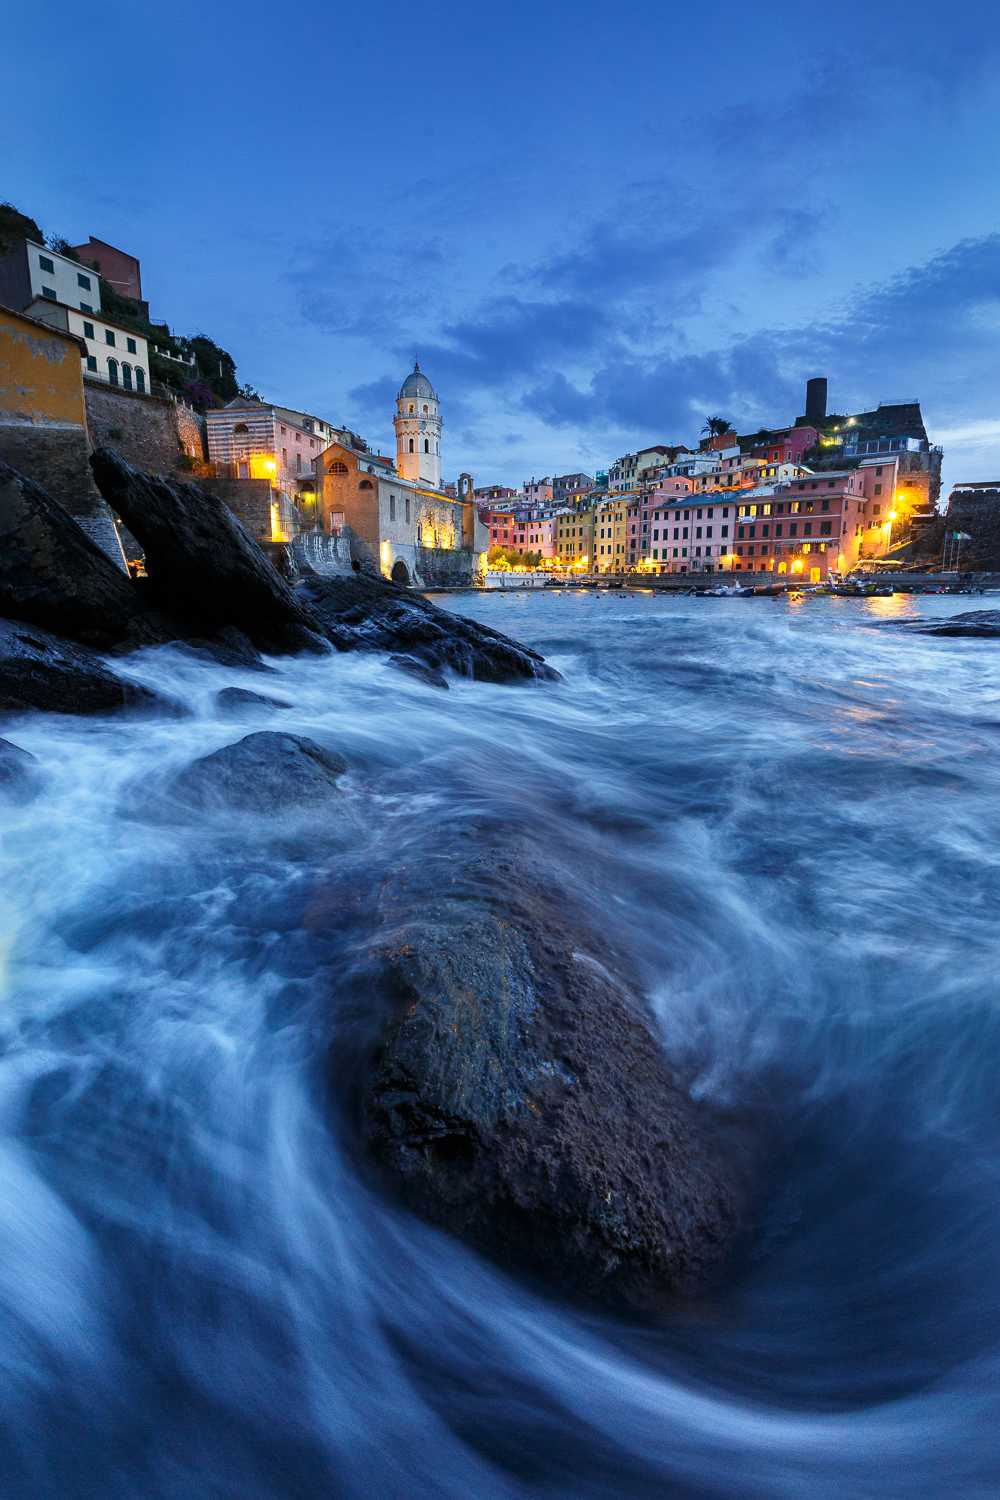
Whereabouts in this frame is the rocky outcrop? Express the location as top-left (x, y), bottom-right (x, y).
top-left (358, 853), bottom-right (749, 1310)
top-left (90, 449), bottom-right (327, 651)
top-left (169, 731), bottom-right (347, 812)
top-left (0, 618), bottom-right (176, 717)
top-left (0, 737), bottom-right (40, 801)
top-left (300, 572), bottom-right (559, 684)
top-left (387, 654), bottom-right (449, 690)
top-left (0, 461), bottom-right (147, 647)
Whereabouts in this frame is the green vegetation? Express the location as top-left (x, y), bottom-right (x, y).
top-left (0, 202), bottom-right (44, 255)
top-left (489, 546), bottom-right (543, 568)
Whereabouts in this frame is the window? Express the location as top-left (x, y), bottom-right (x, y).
top-left (41, 287), bottom-right (56, 300)
top-left (39, 254), bottom-right (55, 273)
top-left (77, 272), bottom-right (91, 290)
top-left (359, 479), bottom-right (373, 489)
top-left (135, 368), bottom-right (145, 393)
top-left (283, 448), bottom-right (287, 464)
top-left (424, 439), bottom-right (429, 452)
top-left (122, 364), bottom-right (133, 390)
top-left (83, 321), bottom-right (95, 340)
top-left (423, 404), bottom-right (428, 413)
top-left (126, 338), bottom-right (137, 354)
top-left (107, 358), bottom-right (119, 386)
top-left (234, 422), bottom-right (249, 434)
top-left (105, 330), bottom-right (116, 346)
top-left (86, 355), bottom-right (97, 371)
top-left (389, 495), bottom-right (396, 520)
top-left (417, 523), bottom-right (423, 542)
top-left (409, 439), bottom-right (414, 452)
top-left (408, 404), bottom-right (413, 413)
top-left (820, 521), bottom-right (832, 535)
top-left (874, 483), bottom-right (882, 496)
top-left (331, 461), bottom-right (348, 474)
top-left (296, 453), bottom-right (302, 474)
top-left (804, 522), bottom-right (812, 536)
top-left (79, 302), bottom-right (93, 314)
top-left (405, 498), bottom-right (410, 523)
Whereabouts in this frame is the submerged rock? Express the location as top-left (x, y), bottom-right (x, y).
top-left (170, 731), bottom-right (348, 812)
top-left (215, 686), bottom-right (293, 716)
top-left (0, 737), bottom-right (40, 802)
top-left (0, 618), bottom-right (177, 717)
top-left (358, 856), bottom-right (749, 1310)
top-left (387, 654), bottom-right (449, 690)
top-left (89, 449), bottom-right (326, 650)
top-left (0, 461), bottom-right (147, 647)
top-left (299, 573), bottom-right (559, 685)
top-left (909, 610), bottom-right (1000, 637)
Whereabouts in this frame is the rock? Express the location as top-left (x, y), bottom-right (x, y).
top-left (170, 731), bottom-right (348, 812)
top-left (387, 654), bottom-right (449, 690)
top-left (299, 573), bottom-right (559, 684)
top-left (89, 449), bottom-right (327, 650)
top-left (0, 737), bottom-right (40, 802)
top-left (0, 462), bottom-right (147, 647)
top-left (0, 618), bottom-right (179, 717)
top-left (909, 610), bottom-right (1000, 637)
top-left (359, 857), bottom-right (749, 1310)
top-left (215, 686), bottom-right (293, 716)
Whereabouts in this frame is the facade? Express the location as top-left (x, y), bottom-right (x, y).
top-left (205, 398), bottom-right (336, 487)
top-left (25, 296), bottom-right (149, 393)
top-left (475, 485), bottom-right (519, 503)
top-left (394, 364), bottom-right (441, 488)
top-left (552, 471), bottom-right (593, 501)
top-left (0, 239), bottom-right (102, 317)
top-left (524, 477), bottom-right (554, 508)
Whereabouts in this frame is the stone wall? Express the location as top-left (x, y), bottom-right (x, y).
top-left (84, 380), bottom-right (188, 474)
top-left (293, 532), bottom-right (354, 577)
top-left (175, 403), bottom-right (206, 461)
top-left (200, 477), bottom-right (276, 543)
top-left (414, 545), bottom-right (483, 588)
top-left (0, 422), bottom-right (126, 569)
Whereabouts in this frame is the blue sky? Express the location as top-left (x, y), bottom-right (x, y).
top-left (5, 0), bottom-right (1000, 493)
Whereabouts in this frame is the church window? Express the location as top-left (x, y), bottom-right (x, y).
top-left (359, 479), bottom-right (373, 489)
top-left (416, 523), bottom-right (422, 542)
top-left (409, 439), bottom-right (414, 452)
top-left (405, 497), bottom-right (410, 523)
top-left (389, 495), bottom-right (396, 519)
top-left (424, 439), bottom-right (429, 453)
top-left (331, 461), bottom-right (348, 474)
top-left (408, 404), bottom-right (414, 413)
top-left (423, 405), bottom-right (428, 413)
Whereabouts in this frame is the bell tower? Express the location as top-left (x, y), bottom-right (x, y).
top-left (394, 362), bottom-right (442, 488)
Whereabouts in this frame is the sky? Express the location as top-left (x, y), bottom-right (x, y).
top-left (4, 0), bottom-right (1000, 496)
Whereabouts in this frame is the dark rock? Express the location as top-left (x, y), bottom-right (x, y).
top-left (170, 731), bottom-right (347, 812)
top-left (89, 449), bottom-right (327, 650)
top-left (0, 737), bottom-right (40, 802)
top-left (215, 686), bottom-right (293, 716)
top-left (909, 610), bottom-right (1000, 637)
top-left (359, 858), bottom-right (748, 1310)
top-left (0, 462), bottom-right (146, 647)
top-left (387, 654), bottom-right (449, 690)
top-left (299, 572), bottom-right (560, 684)
top-left (0, 618), bottom-right (179, 717)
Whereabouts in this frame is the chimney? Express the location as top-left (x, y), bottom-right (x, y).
top-left (805, 377), bottom-right (827, 426)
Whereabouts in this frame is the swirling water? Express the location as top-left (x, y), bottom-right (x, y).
top-left (1, 587), bottom-right (1000, 1497)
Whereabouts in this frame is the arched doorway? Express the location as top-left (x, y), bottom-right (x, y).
top-left (391, 560), bottom-right (410, 585)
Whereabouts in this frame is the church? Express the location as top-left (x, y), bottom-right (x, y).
top-left (314, 363), bottom-right (487, 587)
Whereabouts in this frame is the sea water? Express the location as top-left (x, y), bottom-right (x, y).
top-left (0, 588), bottom-right (998, 1498)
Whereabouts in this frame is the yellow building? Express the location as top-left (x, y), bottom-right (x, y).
top-left (0, 304), bottom-right (125, 565)
top-left (593, 495), bottom-right (627, 571)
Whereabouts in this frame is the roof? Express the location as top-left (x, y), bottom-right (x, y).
top-left (397, 361), bottom-right (438, 400)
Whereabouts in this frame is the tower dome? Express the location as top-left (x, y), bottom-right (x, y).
top-left (394, 361), bottom-right (442, 489)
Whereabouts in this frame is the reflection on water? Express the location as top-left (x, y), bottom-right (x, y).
top-left (0, 590), bottom-right (998, 1497)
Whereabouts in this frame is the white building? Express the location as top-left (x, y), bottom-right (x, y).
top-left (0, 239), bottom-right (102, 317)
top-left (394, 363), bottom-right (441, 487)
top-left (25, 297), bottom-right (150, 394)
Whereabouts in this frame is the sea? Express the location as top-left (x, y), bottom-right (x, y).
top-left (1, 586), bottom-right (998, 1498)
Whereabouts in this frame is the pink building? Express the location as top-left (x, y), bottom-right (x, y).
top-left (486, 509), bottom-right (557, 561)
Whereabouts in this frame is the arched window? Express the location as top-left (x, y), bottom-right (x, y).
top-left (122, 363), bottom-right (133, 390)
top-left (107, 358), bottom-right (119, 386)
top-left (408, 403), bottom-right (413, 413)
top-left (416, 523), bottom-right (423, 542)
top-left (233, 422), bottom-right (249, 433)
top-left (423, 404), bottom-right (428, 413)
top-left (424, 439), bottom-right (429, 453)
top-left (331, 461), bottom-right (348, 474)
top-left (409, 439), bottom-right (414, 452)
top-left (359, 479), bottom-right (373, 490)
top-left (135, 367), bottom-right (145, 393)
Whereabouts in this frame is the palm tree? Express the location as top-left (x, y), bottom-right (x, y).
top-left (701, 416), bottom-right (734, 438)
